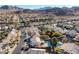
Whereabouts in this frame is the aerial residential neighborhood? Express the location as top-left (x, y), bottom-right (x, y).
top-left (0, 5), bottom-right (79, 54)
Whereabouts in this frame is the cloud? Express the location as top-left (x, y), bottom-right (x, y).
top-left (0, 0), bottom-right (79, 5)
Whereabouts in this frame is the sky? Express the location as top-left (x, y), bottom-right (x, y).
top-left (0, 5), bottom-right (77, 10)
top-left (0, 0), bottom-right (79, 9)
top-left (0, 0), bottom-right (79, 5)
top-left (16, 5), bottom-right (73, 9)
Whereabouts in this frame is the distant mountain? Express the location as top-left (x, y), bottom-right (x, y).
top-left (36, 7), bottom-right (67, 16)
top-left (38, 7), bottom-right (53, 10)
top-left (1, 5), bottom-right (79, 16)
top-left (72, 7), bottom-right (79, 11)
top-left (37, 7), bottom-right (77, 16)
top-left (0, 5), bottom-right (23, 10)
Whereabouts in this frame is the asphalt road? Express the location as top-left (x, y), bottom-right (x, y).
top-left (12, 27), bottom-right (27, 54)
top-left (12, 16), bottom-right (27, 54)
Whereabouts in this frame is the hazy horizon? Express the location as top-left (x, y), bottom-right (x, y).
top-left (0, 5), bottom-right (79, 9)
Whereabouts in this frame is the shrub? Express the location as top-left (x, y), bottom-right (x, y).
top-left (74, 42), bottom-right (79, 45)
top-left (55, 47), bottom-right (61, 54)
top-left (52, 32), bottom-right (63, 38)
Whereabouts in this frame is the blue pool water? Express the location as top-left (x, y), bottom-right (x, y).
top-left (45, 41), bottom-right (51, 47)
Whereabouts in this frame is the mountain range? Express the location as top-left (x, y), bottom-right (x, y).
top-left (1, 5), bottom-right (79, 16)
